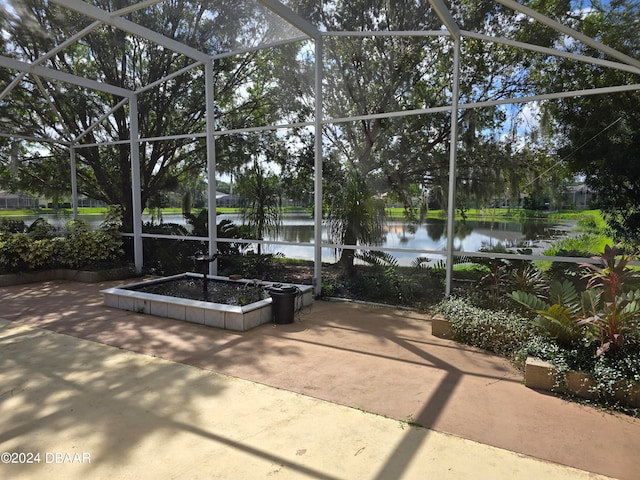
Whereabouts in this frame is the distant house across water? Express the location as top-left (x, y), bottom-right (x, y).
top-left (216, 192), bottom-right (240, 207)
top-left (0, 191), bottom-right (40, 209)
top-left (563, 184), bottom-right (598, 210)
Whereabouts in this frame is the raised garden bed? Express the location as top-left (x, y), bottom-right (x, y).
top-left (431, 315), bottom-right (640, 408)
top-left (101, 274), bottom-right (314, 331)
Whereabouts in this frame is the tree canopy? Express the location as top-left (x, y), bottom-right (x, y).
top-left (534, 0), bottom-right (640, 242)
top-left (0, 0), bottom-right (308, 227)
top-left (0, 0), bottom-right (638, 251)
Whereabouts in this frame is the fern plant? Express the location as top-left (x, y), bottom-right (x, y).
top-left (355, 251), bottom-right (407, 304)
top-left (510, 280), bottom-right (591, 347)
top-left (508, 264), bottom-right (547, 298)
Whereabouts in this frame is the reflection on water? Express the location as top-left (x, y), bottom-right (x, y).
top-left (232, 214), bottom-right (572, 264)
top-left (13, 212), bottom-right (573, 264)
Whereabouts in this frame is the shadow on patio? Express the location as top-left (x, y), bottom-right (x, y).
top-left (1, 279), bottom-right (638, 479)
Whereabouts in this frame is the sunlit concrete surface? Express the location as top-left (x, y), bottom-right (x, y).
top-left (0, 319), bottom-right (615, 480)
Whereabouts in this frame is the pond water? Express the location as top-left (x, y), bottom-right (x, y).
top-left (251, 214), bottom-right (573, 264)
top-left (10, 211), bottom-right (574, 265)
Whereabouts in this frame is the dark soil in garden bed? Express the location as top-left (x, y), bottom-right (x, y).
top-left (127, 277), bottom-right (270, 305)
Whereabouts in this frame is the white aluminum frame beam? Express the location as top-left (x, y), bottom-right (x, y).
top-left (429, 0), bottom-right (461, 40)
top-left (0, 55), bottom-right (132, 97)
top-left (257, 0), bottom-right (320, 40)
top-left (211, 36), bottom-right (311, 61)
top-left (325, 30), bottom-right (447, 38)
top-left (459, 83), bottom-right (640, 110)
top-left (313, 39), bottom-right (324, 296)
top-left (51, 0), bottom-right (212, 62)
top-left (463, 31), bottom-right (640, 75)
top-left (129, 95), bottom-right (144, 273)
top-left (445, 38), bottom-right (461, 296)
top-left (70, 146), bottom-right (78, 219)
top-left (0, 21), bottom-right (102, 102)
top-left (33, 76), bottom-right (72, 140)
top-left (496, 0), bottom-right (640, 69)
top-left (74, 98), bottom-right (130, 143)
top-left (205, 61), bottom-right (218, 274)
top-left (136, 61), bottom-right (205, 95)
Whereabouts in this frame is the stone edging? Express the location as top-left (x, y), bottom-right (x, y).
top-left (0, 266), bottom-right (136, 286)
top-left (431, 314), bottom-right (453, 339)
top-left (525, 357), bottom-right (640, 408)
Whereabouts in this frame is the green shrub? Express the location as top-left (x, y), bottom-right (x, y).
top-left (512, 244), bottom-right (640, 357)
top-left (509, 279), bottom-right (591, 348)
top-left (506, 244), bottom-right (640, 412)
top-left (589, 345), bottom-right (640, 404)
top-left (321, 277), bottom-right (345, 296)
top-left (91, 205), bottom-right (125, 267)
top-left (355, 251), bottom-right (414, 305)
top-left (0, 206), bottom-right (124, 273)
top-left (58, 220), bottom-right (97, 268)
top-left (542, 248), bottom-right (591, 289)
top-left (0, 232), bottom-right (56, 272)
top-left (461, 248), bottom-right (538, 309)
top-left (26, 217), bottom-right (57, 239)
top-left (0, 218), bottom-right (26, 233)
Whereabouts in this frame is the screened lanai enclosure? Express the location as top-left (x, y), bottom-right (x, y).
top-left (1, 0), bottom-right (639, 299)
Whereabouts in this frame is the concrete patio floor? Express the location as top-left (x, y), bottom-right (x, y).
top-left (1, 279), bottom-right (638, 479)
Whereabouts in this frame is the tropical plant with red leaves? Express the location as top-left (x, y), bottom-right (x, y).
top-left (577, 245), bottom-right (640, 356)
top-left (510, 244), bottom-right (640, 356)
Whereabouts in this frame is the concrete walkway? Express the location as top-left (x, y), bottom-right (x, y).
top-left (1, 279), bottom-right (638, 479)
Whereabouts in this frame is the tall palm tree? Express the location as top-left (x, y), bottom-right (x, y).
top-left (236, 160), bottom-right (282, 255)
top-left (325, 167), bottom-right (386, 276)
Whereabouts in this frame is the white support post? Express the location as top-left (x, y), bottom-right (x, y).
top-left (205, 60), bottom-right (218, 275)
top-left (70, 145), bottom-right (78, 219)
top-left (313, 38), bottom-right (323, 297)
top-left (129, 95), bottom-right (143, 273)
top-left (445, 39), bottom-right (461, 296)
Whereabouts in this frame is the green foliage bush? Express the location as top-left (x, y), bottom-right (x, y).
top-left (513, 245), bottom-right (640, 356)
top-left (349, 251), bottom-right (444, 307)
top-left (141, 221), bottom-right (197, 275)
top-left (0, 233), bottom-right (56, 271)
top-left (0, 218), bottom-right (26, 233)
top-left (27, 217), bottom-right (57, 239)
top-left (59, 220), bottom-right (98, 268)
top-left (321, 277), bottom-right (345, 296)
top-left (463, 248), bottom-right (545, 310)
top-left (0, 206), bottom-right (124, 274)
